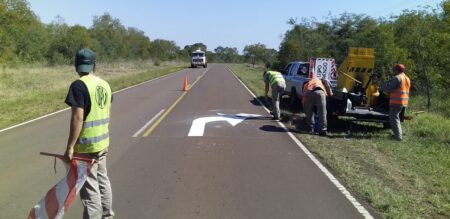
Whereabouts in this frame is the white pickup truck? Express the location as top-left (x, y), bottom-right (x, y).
top-left (282, 58), bottom-right (337, 108)
top-left (191, 49), bottom-right (207, 68)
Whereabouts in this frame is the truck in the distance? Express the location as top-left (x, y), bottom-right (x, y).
top-left (191, 49), bottom-right (207, 68)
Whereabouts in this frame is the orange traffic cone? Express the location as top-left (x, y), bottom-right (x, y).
top-left (183, 75), bottom-right (189, 91)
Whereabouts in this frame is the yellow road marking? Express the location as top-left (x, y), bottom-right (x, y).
top-left (142, 70), bottom-right (207, 137)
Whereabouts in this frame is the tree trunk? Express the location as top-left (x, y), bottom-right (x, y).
top-left (425, 72), bottom-right (431, 111)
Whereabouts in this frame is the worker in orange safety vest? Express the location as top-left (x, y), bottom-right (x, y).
top-left (379, 64), bottom-right (411, 141)
top-left (302, 77), bottom-right (333, 136)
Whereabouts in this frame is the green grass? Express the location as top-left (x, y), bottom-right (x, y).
top-left (0, 60), bottom-right (185, 129)
top-left (228, 63), bottom-right (450, 219)
top-left (408, 94), bottom-right (450, 118)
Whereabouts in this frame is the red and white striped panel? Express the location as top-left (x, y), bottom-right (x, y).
top-left (28, 160), bottom-right (90, 219)
top-left (330, 59), bottom-right (337, 80)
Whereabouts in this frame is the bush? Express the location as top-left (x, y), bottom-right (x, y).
top-left (407, 112), bottom-right (450, 146)
top-left (409, 92), bottom-right (450, 117)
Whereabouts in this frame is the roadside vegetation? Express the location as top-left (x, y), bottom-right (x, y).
top-left (2, 1), bottom-right (448, 102)
top-left (228, 63), bottom-right (449, 219)
top-left (0, 0), bottom-right (279, 67)
top-left (275, 3), bottom-right (450, 111)
top-left (0, 61), bottom-right (185, 129)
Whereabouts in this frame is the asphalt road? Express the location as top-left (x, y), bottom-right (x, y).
top-left (0, 64), bottom-right (374, 218)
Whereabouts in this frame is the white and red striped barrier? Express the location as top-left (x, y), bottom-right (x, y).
top-left (28, 153), bottom-right (93, 219)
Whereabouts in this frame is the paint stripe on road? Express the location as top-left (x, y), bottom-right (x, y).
top-left (142, 69), bottom-right (208, 137)
top-left (0, 108), bottom-right (71, 134)
top-left (226, 66), bottom-right (374, 219)
top-left (132, 109), bottom-right (166, 137)
top-left (0, 70), bottom-right (183, 134)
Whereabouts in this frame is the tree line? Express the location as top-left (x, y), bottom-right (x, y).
top-left (0, 0), bottom-right (272, 65)
top-left (1, 0), bottom-right (448, 101)
top-left (0, 0), bottom-right (283, 67)
top-left (277, 1), bottom-right (449, 104)
top-left (0, 0), bottom-right (184, 64)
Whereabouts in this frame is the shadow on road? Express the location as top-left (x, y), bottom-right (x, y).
top-left (248, 95), bottom-right (384, 139)
top-left (326, 119), bottom-right (385, 139)
top-left (289, 113), bottom-right (385, 139)
top-left (250, 97), bottom-right (264, 106)
top-left (250, 96), bottom-right (273, 108)
top-left (259, 125), bottom-right (286, 132)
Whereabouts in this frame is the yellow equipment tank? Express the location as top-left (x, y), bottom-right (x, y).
top-left (328, 48), bottom-right (390, 122)
top-left (337, 48), bottom-right (379, 107)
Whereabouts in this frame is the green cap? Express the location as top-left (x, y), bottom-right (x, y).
top-left (75, 48), bottom-right (96, 73)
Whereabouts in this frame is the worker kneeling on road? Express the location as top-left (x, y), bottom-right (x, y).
top-left (263, 70), bottom-right (286, 120)
top-left (379, 64), bottom-right (411, 141)
top-left (302, 77), bottom-right (333, 136)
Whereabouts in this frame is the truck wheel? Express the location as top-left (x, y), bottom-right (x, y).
top-left (326, 98), bottom-right (338, 122)
top-left (191, 64), bottom-right (194, 68)
top-left (204, 64), bottom-right (207, 68)
top-left (290, 89), bottom-right (300, 111)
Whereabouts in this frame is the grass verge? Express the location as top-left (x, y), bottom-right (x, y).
top-left (228, 63), bottom-right (450, 219)
top-left (0, 60), bottom-right (185, 129)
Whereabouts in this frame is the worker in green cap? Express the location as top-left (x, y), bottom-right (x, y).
top-left (64, 48), bottom-right (115, 218)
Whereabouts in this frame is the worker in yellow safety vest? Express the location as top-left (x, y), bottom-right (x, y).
top-left (380, 64), bottom-right (411, 141)
top-left (64, 48), bottom-right (115, 218)
top-left (263, 70), bottom-right (286, 120)
top-left (302, 78), bottom-right (333, 136)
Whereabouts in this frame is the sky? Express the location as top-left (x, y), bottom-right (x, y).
top-left (28, 0), bottom-right (443, 52)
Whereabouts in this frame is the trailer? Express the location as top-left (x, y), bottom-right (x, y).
top-left (282, 48), bottom-right (394, 124)
top-left (328, 48), bottom-right (391, 123)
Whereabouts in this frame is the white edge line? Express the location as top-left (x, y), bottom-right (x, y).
top-left (226, 66), bottom-right (374, 219)
top-left (0, 108), bottom-right (71, 133)
top-left (0, 69), bottom-right (184, 134)
top-left (132, 109), bottom-right (166, 137)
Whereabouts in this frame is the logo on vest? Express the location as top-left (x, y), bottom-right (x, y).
top-left (95, 86), bottom-right (108, 109)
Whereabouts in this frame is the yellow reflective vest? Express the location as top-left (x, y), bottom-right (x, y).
top-left (75, 75), bottom-right (112, 153)
top-left (266, 71), bottom-right (285, 87)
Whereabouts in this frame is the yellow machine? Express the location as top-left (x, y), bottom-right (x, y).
top-left (328, 48), bottom-right (390, 121)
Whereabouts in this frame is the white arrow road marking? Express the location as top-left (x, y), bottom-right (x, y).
top-left (188, 113), bottom-right (261, 137)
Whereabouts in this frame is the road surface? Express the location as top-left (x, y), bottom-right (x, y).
top-left (0, 64), bottom-right (376, 218)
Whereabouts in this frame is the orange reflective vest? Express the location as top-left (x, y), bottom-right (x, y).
top-left (389, 73), bottom-right (410, 106)
top-left (302, 78), bottom-right (327, 105)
